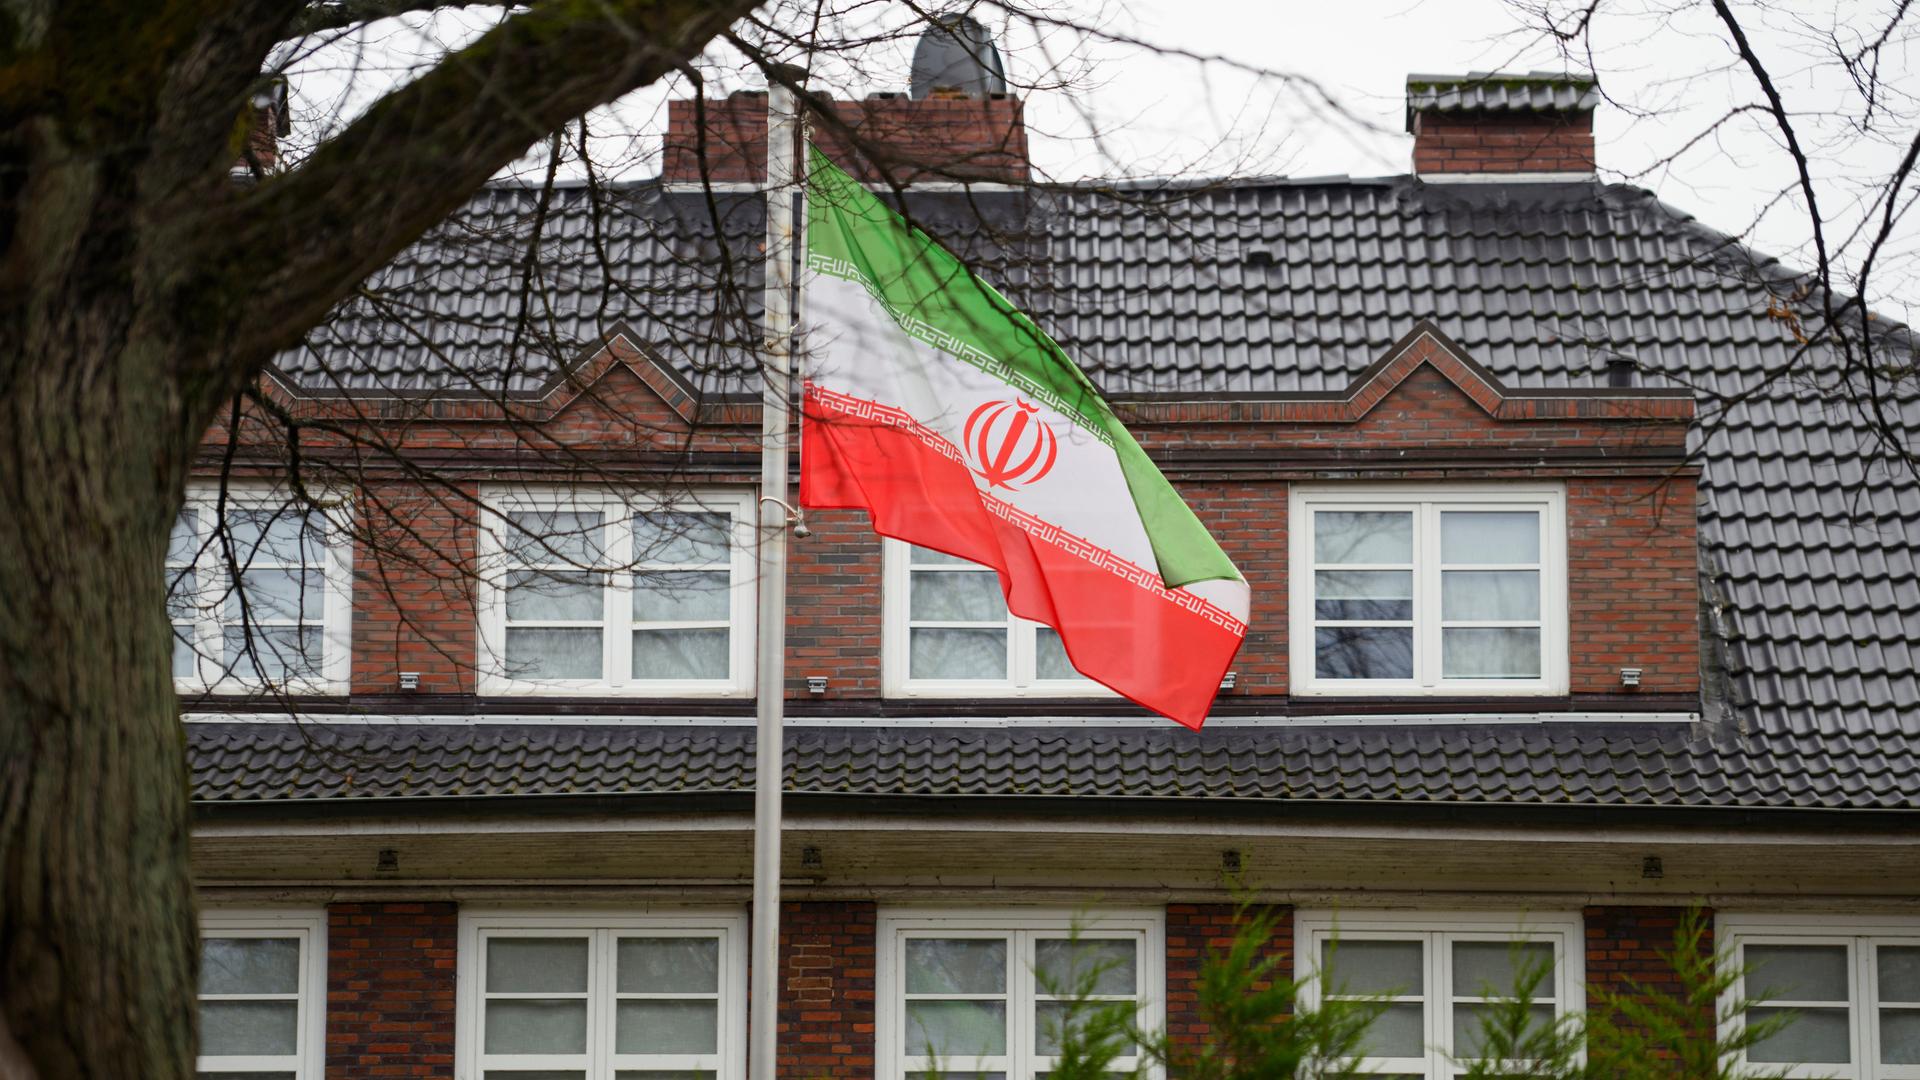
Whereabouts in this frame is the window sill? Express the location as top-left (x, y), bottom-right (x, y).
top-left (476, 680), bottom-right (755, 699)
top-left (1292, 680), bottom-right (1568, 698)
top-left (885, 683), bottom-right (1118, 700)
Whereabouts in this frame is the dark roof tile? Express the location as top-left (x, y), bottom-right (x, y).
top-left (185, 720), bottom-right (1920, 811)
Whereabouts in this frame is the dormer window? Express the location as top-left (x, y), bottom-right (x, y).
top-left (476, 488), bottom-right (756, 696)
top-left (1288, 485), bottom-right (1567, 696)
top-left (169, 488), bottom-right (354, 695)
top-left (880, 540), bottom-right (1108, 698)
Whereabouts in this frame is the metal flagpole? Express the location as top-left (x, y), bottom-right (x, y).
top-left (751, 70), bottom-right (804, 1080)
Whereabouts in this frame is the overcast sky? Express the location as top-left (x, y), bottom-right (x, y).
top-left (287, 0), bottom-right (1918, 311)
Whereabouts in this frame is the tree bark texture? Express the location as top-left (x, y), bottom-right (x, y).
top-left (0, 1), bottom-right (759, 1074)
top-left (0, 152), bottom-right (203, 1072)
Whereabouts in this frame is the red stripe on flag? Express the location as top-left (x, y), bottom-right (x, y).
top-left (800, 384), bottom-right (1241, 729)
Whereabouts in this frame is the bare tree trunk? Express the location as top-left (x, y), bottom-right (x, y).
top-left (0, 290), bottom-right (201, 1077)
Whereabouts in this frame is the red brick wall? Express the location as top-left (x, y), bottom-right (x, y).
top-left (352, 482), bottom-right (480, 696)
top-left (776, 900), bottom-right (877, 1080)
top-left (662, 91), bottom-right (1030, 185)
top-left (1165, 904), bottom-right (1294, 1058)
top-left (1568, 478), bottom-right (1701, 693)
top-left (326, 902), bottom-right (458, 1078)
top-left (1584, 905), bottom-right (1715, 1055)
top-left (1412, 110), bottom-right (1596, 175)
top-left (787, 511), bottom-right (885, 697)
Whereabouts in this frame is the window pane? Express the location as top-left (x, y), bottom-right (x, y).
top-left (1323, 940), bottom-right (1422, 997)
top-left (1883, 1009), bottom-right (1920, 1064)
top-left (912, 571), bottom-right (1008, 622)
top-left (221, 626), bottom-right (322, 681)
top-left (1314, 627), bottom-right (1413, 680)
top-left (198, 1000), bottom-right (298, 1056)
top-left (1441, 571), bottom-right (1540, 621)
top-left (488, 938), bottom-right (589, 993)
top-left (487, 1073), bottom-right (587, 1080)
top-left (632, 628), bottom-right (729, 680)
top-left (634, 571), bottom-right (730, 622)
top-left (616, 1001), bottom-right (719, 1054)
top-left (484, 1000), bottom-right (588, 1054)
top-left (201, 937), bottom-right (300, 995)
top-left (1035, 939), bottom-right (1136, 996)
top-left (507, 570), bottom-right (604, 622)
top-left (1034, 629), bottom-right (1079, 680)
top-left (909, 545), bottom-right (977, 567)
top-left (1314, 571), bottom-right (1413, 621)
top-left (506, 510), bottom-right (606, 565)
top-left (618, 937), bottom-right (719, 994)
top-left (1356, 1001), bottom-right (1424, 1058)
top-left (910, 628), bottom-right (1007, 680)
top-left (1746, 1006), bottom-right (1851, 1063)
top-left (228, 569), bottom-right (323, 622)
top-left (634, 512), bottom-right (731, 566)
top-left (615, 1073), bottom-right (716, 1080)
top-left (1452, 942), bottom-right (1555, 999)
top-left (196, 1072), bottom-right (297, 1080)
top-left (1440, 511), bottom-right (1539, 564)
top-left (505, 627), bottom-right (603, 679)
top-left (173, 630), bottom-right (197, 678)
top-left (1314, 511), bottom-right (1413, 564)
top-left (906, 1073), bottom-right (1005, 1080)
top-left (167, 568), bottom-right (198, 622)
top-left (1441, 628), bottom-right (1541, 679)
top-left (1746, 945), bottom-right (1850, 1002)
top-left (1453, 1003), bottom-right (1555, 1058)
top-left (906, 939), bottom-right (1007, 995)
top-left (229, 508), bottom-right (326, 566)
top-left (1881, 946), bottom-right (1920, 1002)
top-left (170, 511), bottom-right (199, 565)
top-left (1034, 1000), bottom-right (1136, 1056)
top-left (905, 1001), bottom-right (1007, 1057)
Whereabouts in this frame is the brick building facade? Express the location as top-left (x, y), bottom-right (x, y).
top-left (181, 66), bottom-right (1920, 1080)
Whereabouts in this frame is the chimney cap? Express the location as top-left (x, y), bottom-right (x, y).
top-left (1405, 71), bottom-right (1597, 132)
top-left (910, 14), bottom-right (1008, 99)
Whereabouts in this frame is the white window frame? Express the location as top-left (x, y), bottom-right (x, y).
top-left (197, 908), bottom-right (328, 1079)
top-left (876, 907), bottom-right (1164, 1080)
top-left (1294, 909), bottom-right (1585, 1079)
top-left (880, 539), bottom-right (1114, 698)
top-left (1288, 484), bottom-right (1569, 696)
top-left (455, 907), bottom-right (748, 1080)
top-left (172, 486), bottom-right (354, 695)
top-left (1717, 913), bottom-right (1920, 1080)
top-left (477, 487), bottom-right (757, 697)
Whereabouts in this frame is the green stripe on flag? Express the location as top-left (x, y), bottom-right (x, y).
top-left (805, 148), bottom-right (1242, 591)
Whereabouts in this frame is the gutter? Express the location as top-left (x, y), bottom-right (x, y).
top-left (189, 786), bottom-right (1920, 833)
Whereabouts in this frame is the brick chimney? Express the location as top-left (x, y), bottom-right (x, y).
top-left (661, 88), bottom-right (1029, 186)
top-left (1406, 72), bottom-right (1597, 179)
top-left (237, 76), bottom-right (289, 174)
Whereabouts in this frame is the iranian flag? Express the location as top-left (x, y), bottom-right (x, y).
top-left (798, 149), bottom-right (1249, 729)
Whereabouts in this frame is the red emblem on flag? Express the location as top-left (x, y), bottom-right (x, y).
top-left (963, 399), bottom-right (1060, 489)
